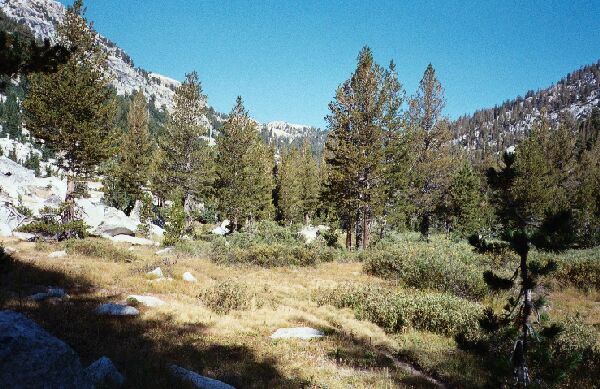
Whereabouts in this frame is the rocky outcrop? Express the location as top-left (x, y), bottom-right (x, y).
top-left (84, 356), bottom-right (125, 387)
top-left (169, 364), bottom-right (235, 389)
top-left (271, 327), bottom-right (325, 340)
top-left (0, 311), bottom-right (92, 388)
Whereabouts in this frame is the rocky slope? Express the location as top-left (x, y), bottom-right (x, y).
top-left (0, 0), bottom-right (180, 110)
top-left (451, 60), bottom-right (600, 158)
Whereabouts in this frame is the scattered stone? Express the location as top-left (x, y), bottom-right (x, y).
top-left (3, 246), bottom-right (17, 255)
top-left (84, 356), bottom-right (125, 387)
top-left (169, 364), bottom-right (235, 389)
top-left (48, 250), bottom-right (67, 258)
top-left (31, 288), bottom-right (67, 302)
top-left (127, 295), bottom-right (166, 307)
top-left (109, 234), bottom-right (158, 246)
top-left (127, 246), bottom-right (136, 251)
top-left (0, 310), bottom-right (92, 388)
top-left (147, 267), bottom-right (164, 279)
top-left (155, 246), bottom-right (174, 255)
top-left (12, 232), bottom-right (36, 241)
top-left (182, 272), bottom-right (197, 283)
top-left (270, 327), bottom-right (324, 340)
top-left (298, 225), bottom-right (330, 244)
top-left (211, 219), bottom-right (230, 235)
top-left (96, 303), bottom-right (139, 316)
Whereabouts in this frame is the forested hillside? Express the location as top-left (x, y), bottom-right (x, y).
top-left (452, 61), bottom-right (600, 160)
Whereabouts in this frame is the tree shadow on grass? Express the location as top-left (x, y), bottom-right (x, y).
top-left (0, 252), bottom-right (305, 388)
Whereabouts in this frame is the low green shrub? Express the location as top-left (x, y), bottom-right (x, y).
top-left (199, 280), bottom-right (252, 314)
top-left (211, 241), bottom-right (336, 267)
top-left (17, 220), bottom-right (88, 239)
top-left (362, 242), bottom-right (488, 300)
top-left (317, 283), bottom-right (483, 336)
top-left (541, 248), bottom-right (600, 290)
top-left (65, 238), bottom-right (137, 263)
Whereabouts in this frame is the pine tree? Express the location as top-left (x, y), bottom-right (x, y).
top-left (396, 63), bottom-right (455, 239)
top-left (103, 90), bottom-right (153, 214)
top-left (575, 138), bottom-right (600, 245)
top-left (447, 160), bottom-right (488, 236)
top-left (157, 72), bottom-right (214, 212)
top-left (299, 140), bottom-right (321, 224)
top-left (2, 92), bottom-right (21, 140)
top-left (277, 146), bottom-right (303, 223)
top-left (277, 140), bottom-right (321, 224)
top-left (512, 115), bottom-right (576, 225)
top-left (215, 97), bottom-right (274, 229)
top-left (324, 47), bottom-right (403, 249)
top-left (468, 204), bottom-right (575, 386)
top-left (23, 0), bottom-right (115, 223)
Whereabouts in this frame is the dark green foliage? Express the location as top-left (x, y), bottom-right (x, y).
top-left (362, 241), bottom-right (488, 300)
top-left (163, 197), bottom-right (186, 246)
top-left (17, 220), bottom-right (88, 240)
top-left (0, 8), bottom-right (71, 87)
top-left (317, 283), bottom-right (483, 336)
top-left (65, 238), bottom-right (137, 263)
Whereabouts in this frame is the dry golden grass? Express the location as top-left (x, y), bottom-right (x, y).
top-left (1, 237), bottom-right (438, 388)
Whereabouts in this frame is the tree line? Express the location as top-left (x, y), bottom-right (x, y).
top-left (10, 0), bottom-right (600, 249)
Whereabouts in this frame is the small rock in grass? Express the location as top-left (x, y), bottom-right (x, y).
top-left (169, 364), bottom-right (235, 389)
top-left (270, 327), bottom-right (324, 340)
top-left (126, 295), bottom-right (166, 307)
top-left (3, 246), bottom-right (17, 255)
top-left (85, 356), bottom-right (125, 387)
top-left (12, 232), bottom-right (36, 241)
top-left (127, 246), bottom-right (136, 251)
top-left (96, 303), bottom-right (139, 316)
top-left (182, 272), bottom-right (197, 283)
top-left (146, 267), bottom-right (164, 279)
top-left (31, 288), bottom-right (67, 302)
top-left (48, 250), bottom-right (67, 258)
top-left (155, 246), bottom-right (174, 255)
top-left (109, 235), bottom-right (158, 246)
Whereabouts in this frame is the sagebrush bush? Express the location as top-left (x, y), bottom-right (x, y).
top-left (65, 238), bottom-right (137, 263)
top-left (199, 280), bottom-right (253, 314)
top-left (210, 241), bottom-right (336, 267)
top-left (362, 240), bottom-right (488, 300)
top-left (317, 283), bottom-right (483, 336)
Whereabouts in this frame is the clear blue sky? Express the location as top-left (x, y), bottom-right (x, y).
top-left (60, 0), bottom-right (600, 127)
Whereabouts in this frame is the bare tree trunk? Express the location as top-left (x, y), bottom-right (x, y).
top-left (514, 249), bottom-right (531, 387)
top-left (362, 207), bottom-right (369, 250)
top-left (304, 212), bottom-right (310, 226)
top-left (345, 226), bottom-right (352, 250)
top-left (62, 175), bottom-right (76, 224)
top-left (419, 212), bottom-right (430, 241)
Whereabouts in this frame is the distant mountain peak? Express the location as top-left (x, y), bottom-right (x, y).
top-left (0, 0), bottom-right (180, 110)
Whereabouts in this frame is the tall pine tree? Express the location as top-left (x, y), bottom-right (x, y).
top-left (400, 64), bottom-right (455, 239)
top-left (103, 90), bottom-right (154, 214)
top-left (23, 0), bottom-right (115, 223)
top-left (324, 47), bottom-right (403, 249)
top-left (157, 72), bottom-right (214, 211)
top-left (215, 97), bottom-right (274, 229)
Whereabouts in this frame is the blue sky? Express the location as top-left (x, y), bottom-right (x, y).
top-left (60, 0), bottom-right (600, 127)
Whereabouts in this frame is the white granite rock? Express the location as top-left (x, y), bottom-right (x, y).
top-left (48, 250), bottom-right (67, 258)
top-left (127, 295), bottom-right (166, 307)
top-left (211, 219), bottom-right (230, 235)
top-left (147, 267), bottom-right (164, 279)
top-left (0, 311), bottom-right (92, 387)
top-left (109, 235), bottom-right (158, 246)
top-left (169, 364), bottom-right (235, 389)
top-left (3, 246), bottom-right (17, 255)
top-left (84, 356), bottom-right (125, 387)
top-left (12, 232), bottom-right (36, 241)
top-left (155, 247), bottom-right (174, 255)
top-left (182, 272), bottom-right (197, 283)
top-left (31, 288), bottom-right (66, 301)
top-left (96, 303), bottom-right (139, 316)
top-left (271, 327), bottom-right (324, 340)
